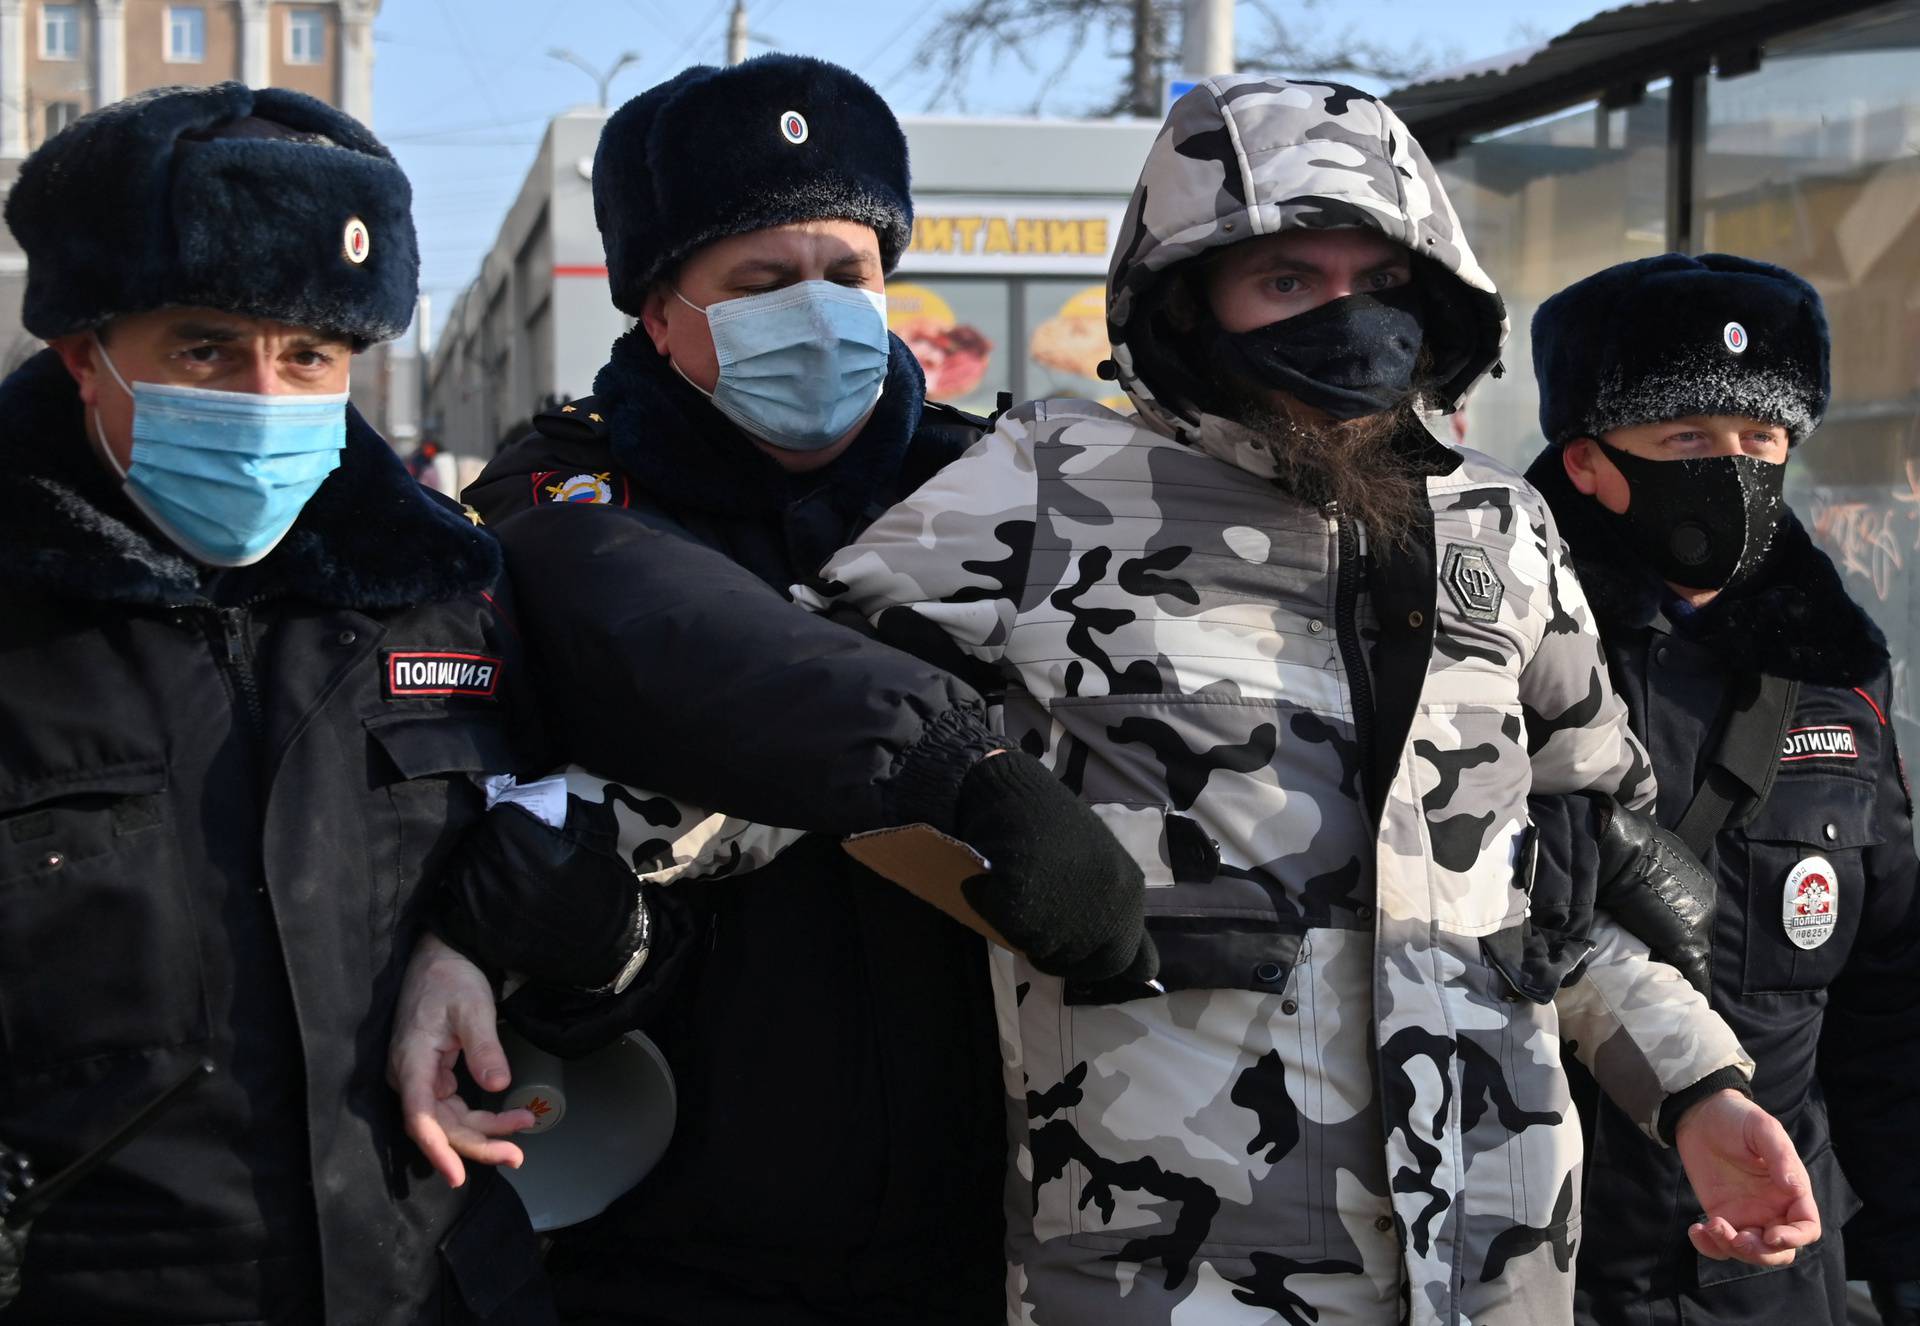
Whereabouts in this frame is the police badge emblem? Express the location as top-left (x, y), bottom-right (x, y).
top-left (544, 473), bottom-right (614, 504)
top-left (1442, 544), bottom-right (1505, 623)
top-left (1782, 855), bottom-right (1838, 950)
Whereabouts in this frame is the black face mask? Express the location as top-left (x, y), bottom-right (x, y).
top-left (1210, 288), bottom-right (1425, 421)
top-left (1594, 440), bottom-right (1789, 592)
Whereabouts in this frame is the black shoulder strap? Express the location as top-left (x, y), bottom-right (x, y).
top-left (917, 399), bottom-right (993, 433)
top-left (532, 395), bottom-right (612, 445)
top-left (1673, 671), bottom-right (1800, 858)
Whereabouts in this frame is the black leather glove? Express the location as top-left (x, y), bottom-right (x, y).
top-left (953, 753), bottom-right (1157, 984)
top-left (1589, 794), bottom-right (1716, 995)
top-left (1, 1142), bottom-right (32, 1311)
top-left (432, 800), bottom-right (648, 993)
top-left (1873, 1281), bottom-right (1920, 1326)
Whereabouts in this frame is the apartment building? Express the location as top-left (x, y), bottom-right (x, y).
top-left (0, 0), bottom-right (387, 405)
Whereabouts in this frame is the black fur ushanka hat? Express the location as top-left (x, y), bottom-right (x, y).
top-left (6, 82), bottom-right (418, 346)
top-left (593, 54), bottom-right (912, 314)
top-left (1532, 252), bottom-right (1830, 446)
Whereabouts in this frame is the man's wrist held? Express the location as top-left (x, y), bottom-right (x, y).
top-left (1663, 1072), bottom-right (1753, 1143)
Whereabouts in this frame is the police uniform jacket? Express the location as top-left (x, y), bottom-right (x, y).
top-left (0, 350), bottom-right (552, 1325)
top-left (1528, 452), bottom-right (1920, 1326)
top-left (458, 331), bottom-right (1007, 1326)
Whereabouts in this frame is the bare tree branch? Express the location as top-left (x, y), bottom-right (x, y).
top-left (910, 0), bottom-right (1177, 116)
top-left (910, 0), bottom-right (1443, 117)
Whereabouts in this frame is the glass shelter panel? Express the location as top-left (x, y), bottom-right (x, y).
top-left (1698, 5), bottom-right (1920, 743)
top-left (886, 277), bottom-right (1012, 418)
top-left (1436, 89), bottom-right (1672, 469)
top-left (1023, 278), bottom-right (1130, 412)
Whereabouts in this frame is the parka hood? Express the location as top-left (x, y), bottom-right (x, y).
top-left (1105, 76), bottom-right (1507, 438)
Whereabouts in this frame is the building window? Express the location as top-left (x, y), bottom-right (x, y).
top-left (165, 5), bottom-right (205, 63)
top-left (287, 8), bottom-right (325, 65)
top-left (40, 4), bottom-right (80, 61)
top-left (44, 100), bottom-right (79, 139)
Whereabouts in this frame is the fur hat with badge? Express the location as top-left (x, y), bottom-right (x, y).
top-left (6, 82), bottom-right (417, 347)
top-left (593, 53), bottom-right (912, 313)
top-left (1532, 252), bottom-right (1831, 446)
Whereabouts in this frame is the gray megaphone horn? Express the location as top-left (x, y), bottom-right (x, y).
top-left (491, 1023), bottom-right (676, 1231)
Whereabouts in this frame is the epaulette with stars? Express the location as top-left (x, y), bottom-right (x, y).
top-left (533, 394), bottom-right (611, 444)
top-left (527, 395), bottom-right (630, 507)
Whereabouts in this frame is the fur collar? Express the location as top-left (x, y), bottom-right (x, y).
top-left (1524, 445), bottom-right (1887, 687)
top-left (0, 348), bottom-right (499, 609)
top-left (591, 326), bottom-right (928, 518)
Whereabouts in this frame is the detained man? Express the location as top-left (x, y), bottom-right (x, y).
top-left (418, 78), bottom-right (1825, 1325)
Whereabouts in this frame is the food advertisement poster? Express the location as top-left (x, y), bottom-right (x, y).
top-left (888, 280), bottom-right (1007, 416)
top-left (1024, 280), bottom-right (1128, 412)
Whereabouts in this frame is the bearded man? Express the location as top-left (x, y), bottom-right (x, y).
top-left (408, 77), bottom-right (1823, 1324)
top-left (781, 77), bottom-right (1819, 1323)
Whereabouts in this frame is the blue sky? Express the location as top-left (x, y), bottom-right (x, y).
top-left (373, 0), bottom-right (1611, 322)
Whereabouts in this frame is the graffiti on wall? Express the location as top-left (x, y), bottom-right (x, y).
top-left (1809, 456), bottom-right (1920, 733)
top-left (1810, 460), bottom-right (1920, 605)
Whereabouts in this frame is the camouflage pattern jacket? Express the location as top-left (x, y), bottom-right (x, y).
top-left (783, 78), bottom-right (1753, 1326)
top-left (535, 77), bottom-right (1755, 1325)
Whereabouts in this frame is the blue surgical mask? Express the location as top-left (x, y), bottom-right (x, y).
top-left (90, 334), bottom-right (348, 567)
top-left (673, 281), bottom-right (890, 452)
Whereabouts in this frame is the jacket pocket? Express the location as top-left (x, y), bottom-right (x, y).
top-left (364, 712), bottom-right (512, 952)
top-left (1048, 923), bottom-right (1363, 1264)
top-left (1083, 801), bottom-right (1227, 901)
top-left (0, 766), bottom-right (210, 1072)
top-left (367, 710), bottom-right (516, 782)
top-left (437, 1171), bottom-right (550, 1323)
top-left (1741, 779), bottom-right (1878, 994)
top-left (1066, 917), bottom-right (1305, 1005)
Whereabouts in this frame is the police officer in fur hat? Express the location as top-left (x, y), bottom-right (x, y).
top-left (1524, 253), bottom-right (1920, 1326)
top-left (387, 54), bottom-right (1152, 1325)
top-left (0, 84), bottom-right (555, 1322)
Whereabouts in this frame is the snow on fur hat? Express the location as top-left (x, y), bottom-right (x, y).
top-left (1532, 252), bottom-right (1830, 446)
top-left (593, 54), bottom-right (912, 314)
top-left (7, 83), bottom-right (417, 347)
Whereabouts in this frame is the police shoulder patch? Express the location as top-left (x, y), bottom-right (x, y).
top-left (1442, 543), bottom-right (1504, 623)
top-left (531, 470), bottom-right (628, 507)
top-left (384, 650), bottom-right (503, 699)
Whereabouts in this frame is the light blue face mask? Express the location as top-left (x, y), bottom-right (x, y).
top-left (673, 280), bottom-right (890, 452)
top-left (90, 335), bottom-right (349, 567)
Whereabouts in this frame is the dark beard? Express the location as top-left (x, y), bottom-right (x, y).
top-left (1233, 395), bottom-right (1428, 547)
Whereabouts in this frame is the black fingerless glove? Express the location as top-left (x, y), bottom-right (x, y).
top-left (953, 753), bottom-right (1157, 984)
top-left (431, 802), bottom-right (647, 993)
top-left (1590, 794), bottom-right (1716, 995)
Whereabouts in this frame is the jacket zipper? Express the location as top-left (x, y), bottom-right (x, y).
top-left (1331, 504), bottom-right (1376, 779)
top-left (206, 603), bottom-right (266, 736)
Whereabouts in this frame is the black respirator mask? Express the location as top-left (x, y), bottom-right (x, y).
top-left (1210, 288), bottom-right (1425, 421)
top-left (1594, 440), bottom-right (1789, 592)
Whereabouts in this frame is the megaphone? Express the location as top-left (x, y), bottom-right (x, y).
top-left (491, 1025), bottom-right (676, 1231)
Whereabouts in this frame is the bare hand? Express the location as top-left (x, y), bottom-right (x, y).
top-left (1674, 1089), bottom-right (1821, 1266)
top-left (388, 932), bottom-right (535, 1188)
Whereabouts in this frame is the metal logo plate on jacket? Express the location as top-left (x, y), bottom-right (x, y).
top-left (1782, 855), bottom-right (1838, 949)
top-left (1442, 543), bottom-right (1505, 622)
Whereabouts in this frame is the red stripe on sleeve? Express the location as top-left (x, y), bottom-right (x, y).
top-left (1854, 686), bottom-right (1888, 726)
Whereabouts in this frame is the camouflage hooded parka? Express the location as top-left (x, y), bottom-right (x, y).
top-left (792, 79), bottom-right (1752, 1324)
